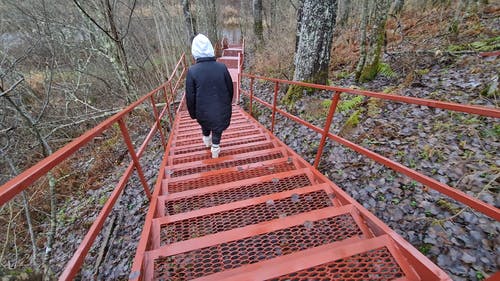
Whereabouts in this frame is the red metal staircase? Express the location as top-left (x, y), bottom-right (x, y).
top-left (128, 43), bottom-right (452, 281)
top-left (131, 103), bottom-right (452, 280)
top-left (1, 42), bottom-right (499, 281)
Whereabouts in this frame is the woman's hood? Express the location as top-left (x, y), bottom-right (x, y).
top-left (191, 34), bottom-right (214, 59)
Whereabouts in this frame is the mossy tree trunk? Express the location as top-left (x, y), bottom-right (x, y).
top-left (294, 0), bottom-right (304, 54)
top-left (182, 0), bottom-right (197, 46)
top-left (355, 0), bottom-right (369, 82)
top-left (292, 0), bottom-right (337, 84)
top-left (391, 0), bottom-right (405, 15)
top-left (207, 0), bottom-right (218, 44)
top-left (253, 0), bottom-right (264, 46)
top-left (284, 0), bottom-right (337, 107)
top-left (336, 0), bottom-right (351, 27)
top-left (356, 0), bottom-right (391, 82)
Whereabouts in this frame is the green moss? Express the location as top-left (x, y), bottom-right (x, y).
top-left (415, 68), bottom-right (430, 76)
top-left (282, 85), bottom-right (314, 110)
top-left (321, 99), bottom-right (332, 110)
top-left (345, 109), bottom-right (361, 128)
top-left (338, 95), bottom-right (364, 113)
top-left (359, 61), bottom-right (380, 82)
top-left (436, 199), bottom-right (460, 214)
top-left (378, 63), bottom-right (396, 78)
top-left (335, 71), bottom-right (351, 79)
top-left (419, 244), bottom-right (432, 255)
top-left (447, 36), bottom-right (500, 52)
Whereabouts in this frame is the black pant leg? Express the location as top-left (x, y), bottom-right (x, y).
top-left (201, 126), bottom-right (211, 137)
top-left (211, 130), bottom-right (222, 145)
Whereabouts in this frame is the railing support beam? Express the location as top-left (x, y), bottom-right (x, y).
top-left (150, 96), bottom-right (167, 148)
top-left (271, 82), bottom-right (279, 133)
top-left (249, 78), bottom-right (254, 117)
top-left (118, 118), bottom-right (152, 200)
top-left (313, 91), bottom-right (341, 168)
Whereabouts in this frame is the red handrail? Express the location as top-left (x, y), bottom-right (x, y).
top-left (0, 53), bottom-right (187, 280)
top-left (241, 73), bottom-right (500, 222)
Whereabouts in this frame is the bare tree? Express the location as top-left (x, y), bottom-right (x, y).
top-left (182, 0), bottom-right (197, 46)
top-left (283, 0), bottom-right (337, 106)
top-left (207, 0), bottom-right (218, 44)
top-left (356, 0), bottom-right (392, 82)
top-left (253, 0), bottom-right (264, 46)
top-left (355, 0), bottom-right (370, 82)
top-left (72, 0), bottom-right (138, 102)
top-left (391, 0), bottom-right (405, 15)
top-left (336, 0), bottom-right (351, 27)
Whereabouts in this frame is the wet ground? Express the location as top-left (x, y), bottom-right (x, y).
top-left (243, 51), bottom-right (499, 281)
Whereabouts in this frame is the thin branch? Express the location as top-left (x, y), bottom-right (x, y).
top-left (72, 0), bottom-right (117, 42)
top-left (119, 0), bottom-right (137, 41)
top-left (0, 78), bottom-right (24, 98)
top-left (43, 109), bottom-right (122, 139)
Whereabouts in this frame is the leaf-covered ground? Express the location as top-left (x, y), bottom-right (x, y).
top-left (244, 49), bottom-right (498, 281)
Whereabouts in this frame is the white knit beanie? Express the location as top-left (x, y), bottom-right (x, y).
top-left (191, 34), bottom-right (215, 59)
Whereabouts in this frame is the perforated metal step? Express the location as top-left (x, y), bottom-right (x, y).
top-left (162, 171), bottom-right (313, 215)
top-left (151, 208), bottom-right (365, 280)
top-left (131, 42), bottom-right (451, 281)
top-left (157, 185), bottom-right (335, 245)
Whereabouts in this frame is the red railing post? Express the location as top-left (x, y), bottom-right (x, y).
top-left (117, 118), bottom-right (152, 200)
top-left (271, 81), bottom-right (279, 133)
top-left (249, 77), bottom-right (254, 117)
top-left (313, 91), bottom-right (341, 168)
top-left (149, 95), bottom-right (167, 148)
top-left (163, 84), bottom-right (174, 128)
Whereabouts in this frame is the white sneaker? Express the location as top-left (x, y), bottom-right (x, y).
top-left (202, 135), bottom-right (212, 147)
top-left (211, 144), bottom-right (220, 158)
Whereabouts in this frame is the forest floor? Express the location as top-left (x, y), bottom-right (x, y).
top-left (244, 6), bottom-right (499, 281)
top-left (2, 4), bottom-right (499, 281)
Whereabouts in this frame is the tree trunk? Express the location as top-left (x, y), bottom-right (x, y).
top-left (103, 0), bottom-right (136, 101)
top-left (355, 0), bottom-right (369, 81)
top-left (292, 0), bottom-right (337, 84)
top-left (270, 0), bottom-right (278, 33)
top-left (182, 0), bottom-right (197, 45)
top-left (253, 0), bottom-right (264, 46)
top-left (294, 0), bottom-right (304, 53)
top-left (207, 0), bottom-right (218, 44)
top-left (336, 0), bottom-right (351, 27)
top-left (357, 0), bottom-right (391, 82)
top-left (284, 0), bottom-right (337, 107)
top-left (391, 0), bottom-right (405, 15)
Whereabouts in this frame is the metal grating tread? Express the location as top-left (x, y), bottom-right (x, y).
top-left (266, 247), bottom-right (404, 281)
top-left (131, 42), bottom-right (449, 281)
top-left (171, 142), bottom-right (276, 165)
top-left (174, 129), bottom-right (262, 146)
top-left (172, 135), bottom-right (268, 155)
top-left (165, 161), bottom-right (297, 193)
top-left (164, 173), bottom-right (312, 215)
top-left (169, 150), bottom-right (284, 177)
top-left (153, 213), bottom-right (364, 280)
top-left (160, 189), bottom-right (334, 244)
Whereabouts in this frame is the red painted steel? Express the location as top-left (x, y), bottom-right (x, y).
top-left (241, 74), bottom-right (500, 221)
top-left (1, 38), bottom-right (497, 281)
top-left (313, 91), bottom-right (340, 168)
top-left (118, 118), bottom-right (152, 200)
top-left (129, 42), bottom-right (462, 281)
top-left (243, 73), bottom-right (500, 118)
top-left (0, 54), bottom-right (187, 280)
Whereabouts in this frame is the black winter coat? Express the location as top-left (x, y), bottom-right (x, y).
top-left (185, 57), bottom-right (234, 132)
